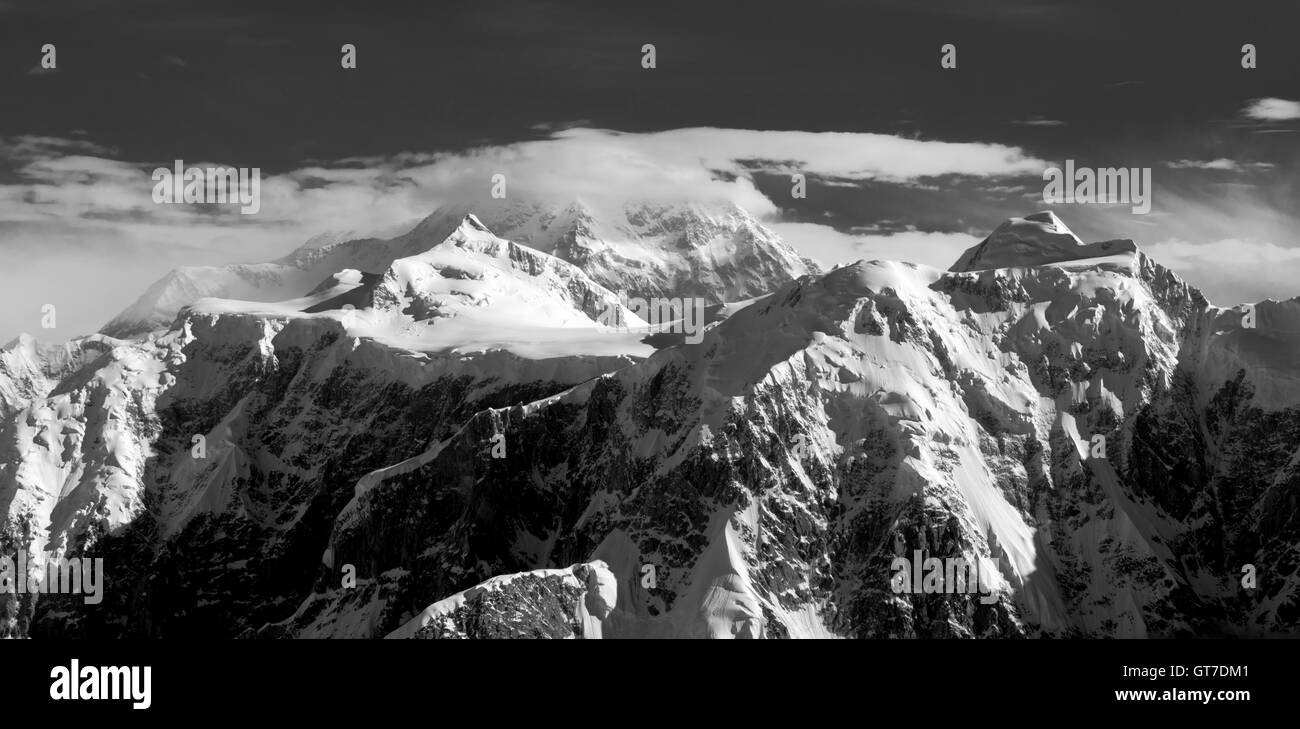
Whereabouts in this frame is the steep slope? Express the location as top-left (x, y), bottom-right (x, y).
top-left (1, 218), bottom-right (649, 638)
top-left (1124, 296), bottom-right (1300, 634)
top-left (9, 210), bottom-right (1297, 640)
top-left (383, 561), bottom-right (617, 639)
top-left (0, 334), bottom-right (116, 419)
top-left (280, 216), bottom-right (1299, 639)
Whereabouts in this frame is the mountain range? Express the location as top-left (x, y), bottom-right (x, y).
top-left (2, 203), bottom-right (1296, 639)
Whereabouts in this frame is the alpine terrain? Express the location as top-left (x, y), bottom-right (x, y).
top-left (2, 207), bottom-right (1296, 639)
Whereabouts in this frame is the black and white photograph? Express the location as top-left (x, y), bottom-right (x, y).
top-left (0, 0), bottom-right (1295, 713)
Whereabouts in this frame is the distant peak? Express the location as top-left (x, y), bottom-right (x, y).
top-left (460, 214), bottom-right (491, 233)
top-left (1022, 210), bottom-right (1067, 227)
top-left (3, 332), bottom-right (38, 350)
top-left (950, 212), bottom-right (1137, 272)
top-left (987, 211), bottom-right (1081, 244)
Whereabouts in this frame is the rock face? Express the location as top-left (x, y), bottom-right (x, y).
top-left (3, 210), bottom-right (1297, 639)
top-left (384, 561), bottom-right (617, 639)
top-left (0, 220), bottom-right (646, 639)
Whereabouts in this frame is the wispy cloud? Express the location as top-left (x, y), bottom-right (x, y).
top-left (1164, 158), bottom-right (1273, 171)
top-left (0, 136), bottom-right (115, 160)
top-left (769, 222), bottom-right (976, 271)
top-left (1242, 98), bottom-right (1300, 122)
top-left (0, 128), bottom-right (1050, 231)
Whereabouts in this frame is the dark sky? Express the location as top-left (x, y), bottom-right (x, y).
top-left (2, 0), bottom-right (1296, 170)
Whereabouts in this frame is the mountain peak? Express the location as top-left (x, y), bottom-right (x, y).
top-left (949, 211), bottom-right (1136, 272)
top-left (459, 213), bottom-right (492, 233)
top-left (3, 331), bottom-right (38, 351)
top-left (101, 197), bottom-right (814, 340)
top-left (1020, 210), bottom-right (1073, 232)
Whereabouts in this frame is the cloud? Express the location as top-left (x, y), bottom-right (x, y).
top-left (1242, 98), bottom-right (1300, 122)
top-left (1165, 158), bottom-right (1239, 171)
top-left (393, 127), bottom-right (1048, 215)
top-left (1, 127), bottom-right (1048, 237)
top-left (769, 221), bottom-right (977, 271)
top-left (1012, 118), bottom-right (1067, 127)
top-left (529, 120), bottom-right (592, 133)
top-left (0, 135), bottom-right (116, 160)
top-left (1145, 237), bottom-right (1300, 306)
top-left (1164, 158), bottom-right (1273, 171)
top-left (610, 127), bottom-right (1049, 181)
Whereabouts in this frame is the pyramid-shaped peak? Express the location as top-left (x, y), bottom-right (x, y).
top-left (987, 211), bottom-right (1081, 244)
top-left (427, 213), bottom-right (503, 251)
top-left (950, 212), bottom-right (1137, 272)
top-left (1021, 210), bottom-right (1073, 232)
top-left (425, 213), bottom-right (512, 258)
top-left (459, 213), bottom-right (492, 233)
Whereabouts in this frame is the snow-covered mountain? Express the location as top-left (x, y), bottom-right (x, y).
top-left (100, 199), bottom-right (817, 338)
top-left (402, 198), bottom-right (820, 303)
top-left (0, 333), bottom-right (117, 419)
top-left (98, 220), bottom-right (421, 339)
top-left (383, 561), bottom-right (618, 639)
top-left (950, 211), bottom-right (1138, 272)
top-left (269, 212), bottom-right (1300, 639)
top-left (4, 210), bottom-right (1297, 639)
top-left (0, 216), bottom-right (646, 637)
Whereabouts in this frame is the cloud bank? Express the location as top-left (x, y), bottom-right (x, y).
top-left (1242, 98), bottom-right (1300, 122)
